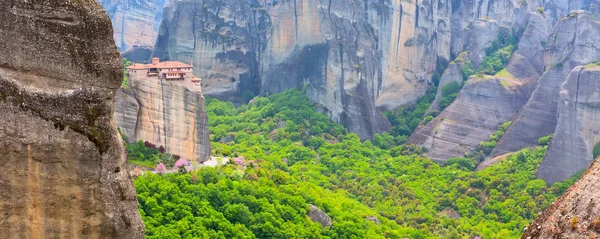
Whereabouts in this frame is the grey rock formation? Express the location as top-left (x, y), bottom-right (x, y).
top-left (114, 78), bottom-right (210, 163)
top-left (539, 65), bottom-right (600, 184)
top-left (99, 0), bottom-right (166, 51)
top-left (409, 8), bottom-right (549, 161)
top-left (0, 0), bottom-right (144, 237)
top-left (428, 56), bottom-right (465, 113)
top-left (522, 157), bottom-right (600, 238)
top-left (308, 204), bottom-right (332, 228)
top-left (152, 0), bottom-right (455, 139)
top-left (491, 12), bottom-right (600, 160)
top-left (122, 45), bottom-right (154, 63)
top-left (462, 19), bottom-right (500, 68)
top-left (408, 61), bottom-right (535, 162)
top-left (366, 216), bottom-right (381, 225)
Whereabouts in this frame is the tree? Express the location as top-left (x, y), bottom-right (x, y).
top-left (155, 163), bottom-right (167, 175)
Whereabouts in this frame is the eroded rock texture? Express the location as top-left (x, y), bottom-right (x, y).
top-left (407, 12), bottom-right (547, 161)
top-left (99, 0), bottom-right (166, 51)
top-left (0, 0), bottom-right (144, 238)
top-left (410, 9), bottom-right (600, 164)
top-left (539, 65), bottom-right (600, 184)
top-left (308, 204), bottom-right (332, 228)
top-left (408, 63), bottom-right (536, 162)
top-left (114, 78), bottom-right (210, 163)
top-left (522, 157), bottom-right (600, 238)
top-left (152, 0), bottom-right (455, 138)
top-left (491, 12), bottom-right (600, 161)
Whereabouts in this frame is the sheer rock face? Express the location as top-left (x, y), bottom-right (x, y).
top-left (151, 0), bottom-right (456, 139)
top-left (407, 12), bottom-right (548, 162)
top-left (114, 78), bottom-right (210, 163)
top-left (0, 0), bottom-right (144, 238)
top-left (491, 12), bottom-right (600, 161)
top-left (522, 157), bottom-right (600, 239)
top-left (99, 0), bottom-right (166, 51)
top-left (539, 65), bottom-right (600, 184)
top-left (407, 58), bottom-right (537, 162)
top-left (147, 0), bottom-right (574, 139)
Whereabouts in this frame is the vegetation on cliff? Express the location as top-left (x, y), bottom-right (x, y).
top-left (133, 89), bottom-right (578, 238)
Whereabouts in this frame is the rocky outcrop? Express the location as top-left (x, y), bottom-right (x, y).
top-left (148, 0), bottom-right (599, 139)
top-left (0, 0), bottom-right (144, 238)
top-left (491, 12), bottom-right (600, 160)
top-left (407, 11), bottom-right (548, 161)
top-left (366, 216), bottom-right (381, 225)
top-left (538, 64), bottom-right (600, 184)
top-left (428, 56), bottom-right (465, 113)
top-left (407, 60), bottom-right (536, 162)
top-left (114, 78), bottom-right (210, 163)
top-left (308, 204), bottom-right (332, 228)
top-left (522, 157), bottom-right (600, 239)
top-left (122, 45), bottom-right (154, 63)
top-left (152, 0), bottom-right (456, 138)
top-left (99, 0), bottom-right (166, 51)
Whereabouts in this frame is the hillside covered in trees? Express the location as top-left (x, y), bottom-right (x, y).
top-left (131, 90), bottom-right (579, 238)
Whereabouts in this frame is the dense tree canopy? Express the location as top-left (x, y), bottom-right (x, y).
top-left (133, 89), bottom-right (578, 239)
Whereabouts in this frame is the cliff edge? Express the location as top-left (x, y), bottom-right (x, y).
top-left (522, 156), bottom-right (600, 238)
top-left (114, 77), bottom-right (210, 163)
top-left (0, 0), bottom-right (144, 237)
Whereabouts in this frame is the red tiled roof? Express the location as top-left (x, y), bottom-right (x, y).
top-left (127, 64), bottom-right (147, 70)
top-left (126, 61), bottom-right (193, 70)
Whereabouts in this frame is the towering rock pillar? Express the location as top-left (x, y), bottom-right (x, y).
top-left (0, 0), bottom-right (145, 238)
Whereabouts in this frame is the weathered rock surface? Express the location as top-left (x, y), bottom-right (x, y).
top-left (122, 45), bottom-right (154, 63)
top-left (407, 64), bottom-right (535, 162)
top-left (152, 0), bottom-right (456, 138)
top-left (308, 204), bottom-right (332, 228)
top-left (522, 157), bottom-right (600, 239)
top-left (114, 78), bottom-right (210, 163)
top-left (0, 0), bottom-right (144, 237)
top-left (539, 65), bottom-right (600, 184)
top-left (366, 216), bottom-right (381, 225)
top-left (99, 0), bottom-right (166, 51)
top-left (146, 0), bottom-right (599, 139)
top-left (408, 10), bottom-right (546, 161)
top-left (491, 12), bottom-right (600, 160)
top-left (428, 56), bottom-right (465, 113)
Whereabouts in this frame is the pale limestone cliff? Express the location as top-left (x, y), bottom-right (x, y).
top-left (539, 65), bottom-right (600, 184)
top-left (101, 0), bottom-right (600, 142)
top-left (0, 0), bottom-right (144, 237)
top-left (407, 11), bottom-right (548, 161)
top-left (407, 57), bottom-right (537, 162)
top-left (152, 0), bottom-right (455, 138)
top-left (114, 77), bottom-right (210, 163)
top-left (99, 0), bottom-right (166, 51)
top-left (491, 11), bottom-right (600, 161)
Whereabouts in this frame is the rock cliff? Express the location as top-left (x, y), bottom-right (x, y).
top-left (148, 0), bottom-right (596, 139)
top-left (0, 0), bottom-right (144, 237)
top-left (99, 0), bottom-right (166, 52)
top-left (152, 0), bottom-right (455, 139)
top-left (406, 11), bottom-right (548, 161)
top-left (491, 11), bottom-right (600, 162)
top-left (408, 59), bottom-right (537, 162)
top-left (114, 78), bottom-right (210, 163)
top-left (101, 0), bottom-right (600, 180)
top-left (410, 9), bottom-right (600, 164)
top-left (522, 157), bottom-right (600, 238)
top-left (539, 64), bottom-right (600, 184)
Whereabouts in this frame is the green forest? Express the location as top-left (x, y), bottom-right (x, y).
top-left (130, 89), bottom-right (578, 239)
